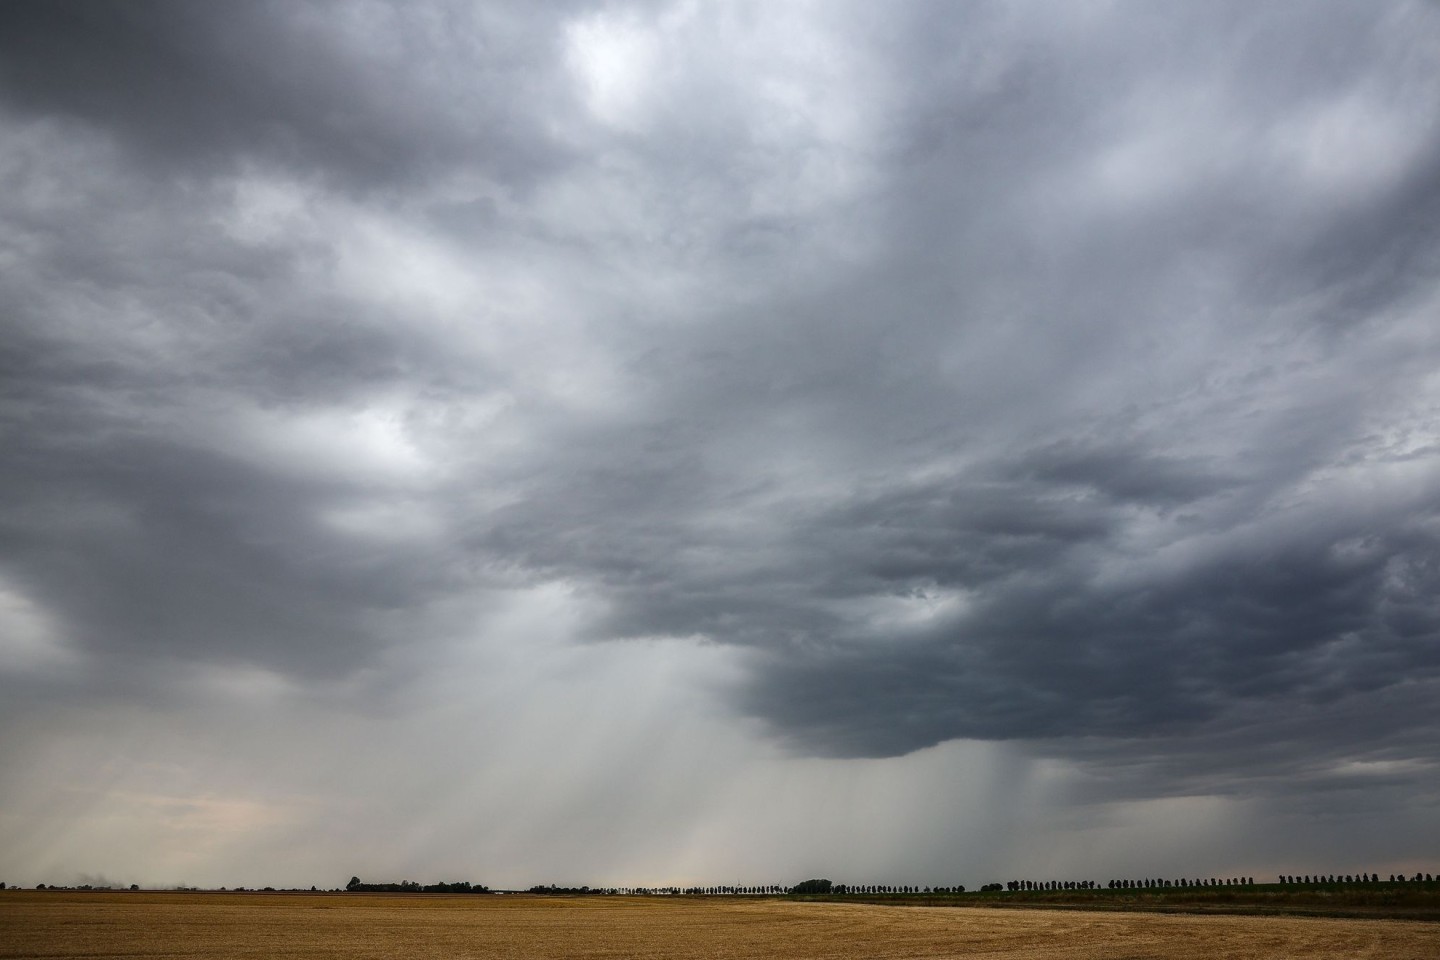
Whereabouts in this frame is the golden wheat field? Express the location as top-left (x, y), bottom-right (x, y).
top-left (3, 891), bottom-right (1439, 960)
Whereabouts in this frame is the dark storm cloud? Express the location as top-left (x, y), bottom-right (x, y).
top-left (0, 0), bottom-right (578, 188)
top-left (0, 113), bottom-right (475, 687)
top-left (455, 0), bottom-right (1440, 781)
top-left (741, 504), bottom-right (1440, 757)
top-left (0, 427), bottom-right (439, 678)
top-left (3, 0), bottom-right (1439, 811)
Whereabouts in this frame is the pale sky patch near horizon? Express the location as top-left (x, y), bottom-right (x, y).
top-left (2, 0), bottom-right (1439, 890)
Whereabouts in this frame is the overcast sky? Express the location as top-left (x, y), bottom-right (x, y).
top-left (3, 0), bottom-right (1439, 891)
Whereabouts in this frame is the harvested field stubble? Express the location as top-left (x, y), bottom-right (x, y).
top-left (2, 891), bottom-right (1439, 959)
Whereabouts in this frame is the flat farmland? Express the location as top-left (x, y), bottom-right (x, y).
top-left (3, 891), bottom-right (1439, 960)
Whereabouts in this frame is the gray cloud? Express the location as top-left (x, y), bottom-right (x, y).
top-left (3, 0), bottom-right (1439, 885)
top-left (0, 0), bottom-right (582, 190)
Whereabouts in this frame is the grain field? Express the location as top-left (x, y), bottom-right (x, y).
top-left (2, 891), bottom-right (1437, 959)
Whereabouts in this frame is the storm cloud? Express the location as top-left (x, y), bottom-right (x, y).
top-left (2, 0), bottom-right (1439, 888)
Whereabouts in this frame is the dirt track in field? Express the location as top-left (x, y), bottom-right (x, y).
top-left (3, 891), bottom-right (1438, 959)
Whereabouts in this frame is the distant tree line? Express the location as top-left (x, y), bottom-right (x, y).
top-left (517, 879), bottom-right (967, 897)
top-left (20, 871), bottom-right (1435, 897)
top-left (988, 873), bottom-right (1439, 892)
top-left (1277, 873), bottom-right (1434, 885)
top-left (1005, 880), bottom-right (1100, 892)
top-left (518, 873), bottom-right (1440, 895)
top-left (791, 879), bottom-right (831, 894)
top-left (1101, 877), bottom-right (1254, 890)
top-left (346, 877), bottom-right (490, 893)
top-left (789, 879), bottom-right (965, 895)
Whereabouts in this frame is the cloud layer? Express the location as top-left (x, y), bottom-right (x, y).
top-left (2, 0), bottom-right (1439, 886)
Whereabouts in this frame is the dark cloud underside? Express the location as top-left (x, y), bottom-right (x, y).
top-left (2, 0), bottom-right (1438, 808)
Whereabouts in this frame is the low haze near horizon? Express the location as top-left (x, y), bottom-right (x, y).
top-left (2, 0), bottom-right (1439, 891)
